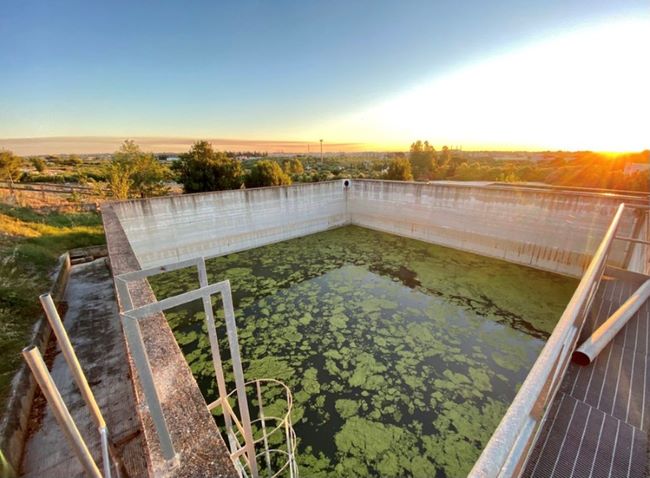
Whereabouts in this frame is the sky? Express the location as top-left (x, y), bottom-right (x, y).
top-left (1, 0), bottom-right (649, 153)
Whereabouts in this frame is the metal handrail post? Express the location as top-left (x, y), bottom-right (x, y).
top-left (22, 346), bottom-right (102, 478)
top-left (222, 280), bottom-right (259, 478)
top-left (256, 380), bottom-right (273, 477)
top-left (121, 314), bottom-right (177, 462)
top-left (197, 260), bottom-right (237, 452)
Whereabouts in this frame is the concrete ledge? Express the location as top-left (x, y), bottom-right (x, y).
top-left (102, 205), bottom-right (237, 477)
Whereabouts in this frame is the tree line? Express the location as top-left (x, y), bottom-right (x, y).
top-left (2, 140), bottom-right (647, 199)
top-left (0, 140), bottom-right (297, 200)
top-left (383, 141), bottom-right (649, 192)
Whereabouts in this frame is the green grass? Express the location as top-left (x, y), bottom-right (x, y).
top-left (0, 203), bottom-right (106, 408)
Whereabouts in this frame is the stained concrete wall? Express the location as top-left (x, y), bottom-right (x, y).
top-left (348, 180), bottom-right (644, 277)
top-left (110, 179), bottom-right (646, 277)
top-left (111, 180), bottom-right (348, 268)
top-left (103, 180), bottom-right (647, 476)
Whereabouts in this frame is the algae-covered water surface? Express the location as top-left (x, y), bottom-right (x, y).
top-left (149, 226), bottom-right (577, 477)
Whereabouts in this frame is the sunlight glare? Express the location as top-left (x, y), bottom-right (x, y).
top-left (306, 18), bottom-right (650, 151)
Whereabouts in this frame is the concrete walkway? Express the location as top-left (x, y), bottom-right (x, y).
top-left (20, 258), bottom-right (146, 477)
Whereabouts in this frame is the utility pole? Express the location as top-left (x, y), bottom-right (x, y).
top-left (320, 139), bottom-right (323, 163)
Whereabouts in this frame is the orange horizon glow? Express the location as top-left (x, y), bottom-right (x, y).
top-left (0, 135), bottom-right (647, 156)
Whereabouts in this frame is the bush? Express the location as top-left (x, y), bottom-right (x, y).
top-left (246, 160), bottom-right (292, 188)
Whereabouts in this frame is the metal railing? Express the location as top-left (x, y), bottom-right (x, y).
top-left (115, 257), bottom-right (298, 478)
top-left (208, 379), bottom-right (298, 477)
top-left (469, 203), bottom-right (627, 477)
top-left (21, 294), bottom-right (125, 478)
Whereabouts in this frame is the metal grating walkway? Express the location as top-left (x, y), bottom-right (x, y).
top-left (523, 268), bottom-right (650, 478)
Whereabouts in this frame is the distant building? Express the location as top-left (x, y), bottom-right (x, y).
top-left (624, 163), bottom-right (650, 175)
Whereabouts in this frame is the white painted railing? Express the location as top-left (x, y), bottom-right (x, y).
top-left (469, 203), bottom-right (627, 478)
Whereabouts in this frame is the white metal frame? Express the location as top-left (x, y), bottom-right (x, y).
top-left (115, 257), bottom-right (298, 478)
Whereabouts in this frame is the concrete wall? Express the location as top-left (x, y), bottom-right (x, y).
top-left (110, 179), bottom-right (646, 277)
top-left (102, 180), bottom-right (647, 476)
top-left (348, 180), bottom-right (643, 277)
top-left (111, 180), bottom-right (348, 268)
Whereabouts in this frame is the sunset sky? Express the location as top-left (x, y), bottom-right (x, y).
top-left (1, 0), bottom-right (649, 153)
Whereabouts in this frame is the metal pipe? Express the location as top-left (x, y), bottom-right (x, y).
top-left (39, 294), bottom-right (106, 429)
top-left (256, 380), bottom-right (273, 477)
top-left (99, 426), bottom-right (112, 478)
top-left (22, 346), bottom-right (102, 478)
top-left (573, 279), bottom-right (650, 365)
top-left (617, 235), bottom-right (650, 246)
top-left (222, 280), bottom-right (259, 478)
top-left (114, 278), bottom-right (134, 311)
top-left (197, 259), bottom-right (237, 453)
top-left (40, 294), bottom-right (127, 477)
top-left (121, 314), bottom-right (177, 462)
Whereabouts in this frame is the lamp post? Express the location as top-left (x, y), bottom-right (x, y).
top-left (320, 139), bottom-right (323, 163)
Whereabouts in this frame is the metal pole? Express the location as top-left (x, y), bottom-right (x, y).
top-left (221, 281), bottom-right (259, 478)
top-left (100, 427), bottom-right (112, 478)
top-left (622, 209), bottom-right (646, 268)
top-left (121, 314), bottom-right (177, 462)
top-left (197, 259), bottom-right (237, 452)
top-left (255, 381), bottom-right (273, 477)
top-left (22, 346), bottom-right (102, 478)
top-left (40, 294), bottom-right (106, 429)
top-left (573, 279), bottom-right (650, 365)
top-left (39, 293), bottom-right (115, 478)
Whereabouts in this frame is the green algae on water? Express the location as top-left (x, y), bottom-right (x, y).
top-left (149, 225), bottom-right (577, 477)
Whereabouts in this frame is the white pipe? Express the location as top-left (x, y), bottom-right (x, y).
top-left (39, 294), bottom-right (106, 430)
top-left (22, 346), bottom-right (102, 478)
top-left (222, 280), bottom-right (259, 478)
top-left (573, 279), bottom-right (650, 365)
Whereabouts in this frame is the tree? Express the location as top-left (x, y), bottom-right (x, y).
top-left (107, 160), bottom-right (133, 200)
top-left (107, 140), bottom-right (169, 199)
top-left (173, 140), bottom-right (243, 193)
top-left (440, 145), bottom-right (451, 165)
top-left (30, 157), bottom-right (47, 173)
top-left (409, 140), bottom-right (436, 179)
top-left (67, 154), bottom-right (83, 166)
top-left (0, 151), bottom-right (23, 191)
top-left (283, 158), bottom-right (304, 175)
top-left (246, 160), bottom-right (292, 188)
top-left (385, 156), bottom-right (413, 181)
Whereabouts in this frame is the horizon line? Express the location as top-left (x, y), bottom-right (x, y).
top-left (0, 135), bottom-right (646, 156)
